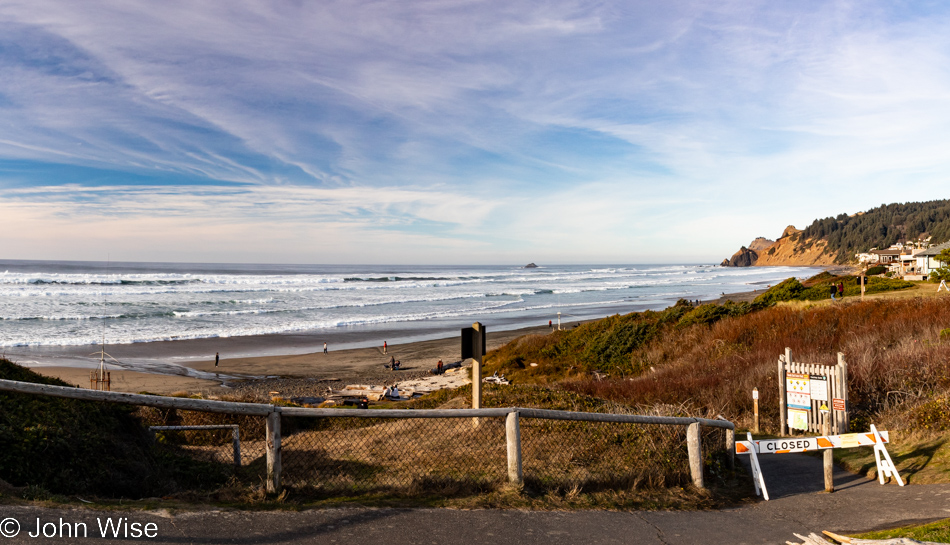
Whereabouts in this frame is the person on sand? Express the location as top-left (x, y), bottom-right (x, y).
top-left (215, 352), bottom-right (219, 367)
top-left (383, 341), bottom-right (387, 354)
top-left (323, 341), bottom-right (328, 354)
top-left (830, 283), bottom-right (837, 301)
top-left (437, 359), bottom-right (443, 374)
top-left (837, 282), bottom-right (845, 300)
top-left (548, 320), bottom-right (552, 328)
top-left (389, 355), bottom-right (396, 369)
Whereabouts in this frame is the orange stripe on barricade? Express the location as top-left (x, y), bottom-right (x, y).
top-left (817, 437), bottom-right (833, 448)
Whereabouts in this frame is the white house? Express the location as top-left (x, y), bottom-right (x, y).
top-left (913, 240), bottom-right (950, 279)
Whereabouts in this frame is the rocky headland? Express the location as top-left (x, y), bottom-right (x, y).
top-left (722, 225), bottom-right (836, 267)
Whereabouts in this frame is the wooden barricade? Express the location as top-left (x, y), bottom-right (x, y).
top-left (778, 348), bottom-right (849, 435)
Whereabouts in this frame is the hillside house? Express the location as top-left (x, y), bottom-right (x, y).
top-left (912, 240), bottom-right (950, 280)
top-left (870, 248), bottom-right (903, 264)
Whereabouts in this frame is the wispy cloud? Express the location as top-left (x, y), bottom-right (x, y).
top-left (2, 1), bottom-right (950, 263)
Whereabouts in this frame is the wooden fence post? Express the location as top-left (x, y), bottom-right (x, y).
top-left (822, 408), bottom-right (834, 492)
top-left (687, 422), bottom-right (704, 489)
top-left (266, 410), bottom-right (281, 494)
top-left (838, 352), bottom-right (849, 433)
top-left (506, 411), bottom-right (523, 485)
top-left (725, 427), bottom-right (735, 470)
top-left (778, 348), bottom-right (790, 435)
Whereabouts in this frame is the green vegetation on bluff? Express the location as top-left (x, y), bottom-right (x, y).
top-left (484, 272), bottom-right (915, 385)
top-left (484, 299), bottom-right (759, 383)
top-left (799, 199), bottom-right (950, 262)
top-left (0, 360), bottom-right (229, 498)
top-left (752, 274), bottom-right (914, 306)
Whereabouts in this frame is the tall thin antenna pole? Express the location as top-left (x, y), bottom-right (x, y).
top-left (91, 256), bottom-right (113, 391)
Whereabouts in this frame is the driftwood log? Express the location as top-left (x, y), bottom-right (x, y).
top-left (785, 530), bottom-right (940, 545)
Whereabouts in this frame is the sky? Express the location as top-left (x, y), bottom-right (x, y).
top-left (1, 1), bottom-right (950, 265)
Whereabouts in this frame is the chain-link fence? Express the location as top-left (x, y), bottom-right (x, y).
top-left (521, 418), bottom-right (690, 490)
top-left (0, 379), bottom-right (735, 499)
top-left (280, 414), bottom-right (508, 496)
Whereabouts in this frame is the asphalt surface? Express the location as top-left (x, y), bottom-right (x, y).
top-left (2, 454), bottom-right (949, 544)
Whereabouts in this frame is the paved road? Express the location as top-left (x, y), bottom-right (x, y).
top-left (2, 454), bottom-right (949, 544)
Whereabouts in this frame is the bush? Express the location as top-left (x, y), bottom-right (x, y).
top-left (754, 278), bottom-right (805, 305)
top-left (866, 265), bottom-right (887, 275)
top-left (930, 249), bottom-right (950, 283)
top-left (931, 267), bottom-right (950, 283)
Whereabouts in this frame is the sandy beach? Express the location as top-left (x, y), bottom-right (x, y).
top-left (31, 323), bottom-right (555, 397)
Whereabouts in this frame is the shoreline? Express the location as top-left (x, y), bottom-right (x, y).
top-left (27, 287), bottom-right (771, 396)
top-left (17, 267), bottom-right (838, 395)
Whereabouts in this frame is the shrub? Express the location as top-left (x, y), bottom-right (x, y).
top-left (866, 265), bottom-right (886, 276)
top-left (910, 396), bottom-right (950, 432)
top-left (754, 278), bottom-right (805, 305)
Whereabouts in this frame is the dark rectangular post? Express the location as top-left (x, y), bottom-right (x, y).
top-left (463, 322), bottom-right (485, 410)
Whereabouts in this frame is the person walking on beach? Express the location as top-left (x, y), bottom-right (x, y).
top-left (323, 342), bottom-right (328, 354)
top-left (383, 341), bottom-right (387, 354)
top-left (837, 282), bottom-right (845, 300)
top-left (830, 283), bottom-right (838, 301)
top-left (215, 352), bottom-right (219, 367)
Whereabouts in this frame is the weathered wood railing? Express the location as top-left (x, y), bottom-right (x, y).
top-left (0, 378), bottom-right (735, 493)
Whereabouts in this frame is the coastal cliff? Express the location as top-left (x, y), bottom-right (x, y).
top-left (724, 200), bottom-right (950, 267)
top-left (722, 225), bottom-right (836, 267)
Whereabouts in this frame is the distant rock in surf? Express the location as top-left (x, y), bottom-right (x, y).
top-left (523, 263), bottom-right (538, 268)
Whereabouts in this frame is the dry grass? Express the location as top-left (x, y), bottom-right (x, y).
top-left (560, 297), bottom-right (950, 438)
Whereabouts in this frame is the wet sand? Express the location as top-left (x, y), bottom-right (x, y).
top-left (32, 324), bottom-right (555, 394)
top-left (36, 367), bottom-right (221, 395)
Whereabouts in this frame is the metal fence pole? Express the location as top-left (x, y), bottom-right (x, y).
top-left (232, 426), bottom-right (242, 467)
top-left (506, 411), bottom-right (523, 485)
top-left (687, 422), bottom-right (704, 489)
top-left (266, 410), bottom-right (282, 493)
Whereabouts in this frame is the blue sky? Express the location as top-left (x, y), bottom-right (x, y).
top-left (1, 1), bottom-right (950, 264)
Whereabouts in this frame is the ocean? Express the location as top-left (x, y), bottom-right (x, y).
top-left (1, 260), bottom-right (821, 367)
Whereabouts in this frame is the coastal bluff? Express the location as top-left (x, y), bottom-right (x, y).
top-left (721, 226), bottom-right (835, 267)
